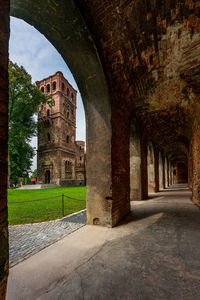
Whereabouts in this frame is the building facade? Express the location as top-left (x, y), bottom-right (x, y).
top-left (36, 71), bottom-right (86, 186)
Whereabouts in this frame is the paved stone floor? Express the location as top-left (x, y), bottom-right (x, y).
top-left (7, 184), bottom-right (200, 300)
top-left (9, 210), bottom-right (86, 267)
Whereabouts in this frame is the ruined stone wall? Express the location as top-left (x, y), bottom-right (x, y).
top-left (0, 0), bottom-right (9, 298)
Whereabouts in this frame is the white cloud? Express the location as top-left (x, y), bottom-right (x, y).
top-left (9, 17), bottom-right (86, 172)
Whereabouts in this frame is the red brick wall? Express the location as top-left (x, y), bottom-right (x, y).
top-left (0, 0), bottom-right (9, 298)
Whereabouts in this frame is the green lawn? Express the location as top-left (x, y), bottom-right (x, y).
top-left (8, 186), bottom-right (86, 225)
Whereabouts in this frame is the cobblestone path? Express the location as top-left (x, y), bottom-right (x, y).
top-left (9, 210), bottom-right (86, 267)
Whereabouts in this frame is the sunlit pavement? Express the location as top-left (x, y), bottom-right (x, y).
top-left (7, 184), bottom-right (200, 300)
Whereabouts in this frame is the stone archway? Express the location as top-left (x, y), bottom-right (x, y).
top-left (10, 0), bottom-right (112, 226)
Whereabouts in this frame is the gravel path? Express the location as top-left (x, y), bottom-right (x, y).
top-left (9, 210), bottom-right (86, 267)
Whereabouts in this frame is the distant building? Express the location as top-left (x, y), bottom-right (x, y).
top-left (36, 71), bottom-right (86, 186)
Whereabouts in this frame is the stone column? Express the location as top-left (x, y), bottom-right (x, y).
top-left (169, 161), bottom-right (173, 185)
top-left (162, 154), bottom-right (165, 189)
top-left (191, 125), bottom-right (200, 206)
top-left (141, 138), bottom-right (148, 199)
top-left (147, 142), bottom-right (155, 193)
top-left (167, 158), bottom-right (169, 187)
top-left (130, 119), bottom-right (141, 201)
top-left (0, 0), bottom-right (9, 298)
top-left (159, 152), bottom-right (163, 189)
top-left (154, 147), bottom-right (159, 192)
top-left (111, 109), bottom-right (130, 226)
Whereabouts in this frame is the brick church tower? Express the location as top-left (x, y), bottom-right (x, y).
top-left (36, 71), bottom-right (86, 186)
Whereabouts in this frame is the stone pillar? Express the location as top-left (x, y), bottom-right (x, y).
top-left (159, 152), bottom-right (163, 189)
top-left (191, 125), bottom-right (200, 206)
top-left (141, 138), bottom-right (148, 199)
top-left (162, 155), bottom-right (165, 189)
top-left (0, 0), bottom-right (9, 298)
top-left (147, 142), bottom-right (155, 193)
top-left (167, 158), bottom-right (169, 187)
top-left (130, 119), bottom-right (141, 201)
top-left (169, 161), bottom-right (173, 185)
top-left (154, 147), bottom-right (159, 192)
top-left (111, 110), bottom-right (130, 226)
top-left (86, 96), bottom-right (112, 227)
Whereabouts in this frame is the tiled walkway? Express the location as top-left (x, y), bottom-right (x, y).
top-left (9, 210), bottom-right (86, 267)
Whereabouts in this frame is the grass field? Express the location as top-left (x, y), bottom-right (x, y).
top-left (8, 186), bottom-right (86, 225)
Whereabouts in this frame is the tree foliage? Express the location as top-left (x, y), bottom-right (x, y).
top-left (31, 169), bottom-right (37, 178)
top-left (8, 61), bottom-right (51, 184)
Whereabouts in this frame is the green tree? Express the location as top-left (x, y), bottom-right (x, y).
top-left (31, 169), bottom-right (37, 178)
top-left (8, 61), bottom-right (52, 185)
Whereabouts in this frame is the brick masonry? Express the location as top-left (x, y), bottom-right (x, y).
top-left (0, 0), bottom-right (200, 297)
top-left (0, 0), bottom-right (9, 298)
top-left (36, 72), bottom-right (86, 186)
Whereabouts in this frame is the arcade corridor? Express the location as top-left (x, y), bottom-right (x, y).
top-left (7, 184), bottom-right (200, 300)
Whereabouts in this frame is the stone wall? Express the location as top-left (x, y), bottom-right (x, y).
top-left (60, 180), bottom-right (86, 187)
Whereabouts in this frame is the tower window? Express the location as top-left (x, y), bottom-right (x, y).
top-left (66, 135), bottom-right (69, 143)
top-left (67, 112), bottom-right (69, 118)
top-left (67, 88), bottom-right (69, 96)
top-left (41, 87), bottom-right (44, 93)
top-left (52, 81), bottom-right (56, 90)
top-left (47, 109), bottom-right (50, 116)
top-left (80, 146), bottom-right (81, 150)
top-left (71, 93), bottom-right (74, 101)
top-left (65, 160), bottom-right (72, 172)
top-left (62, 83), bottom-right (65, 91)
top-left (47, 133), bottom-right (51, 142)
top-left (80, 156), bottom-right (82, 161)
top-left (46, 84), bottom-right (50, 93)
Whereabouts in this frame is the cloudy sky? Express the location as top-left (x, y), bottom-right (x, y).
top-left (9, 16), bottom-right (86, 172)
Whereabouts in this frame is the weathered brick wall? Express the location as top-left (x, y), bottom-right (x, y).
top-left (191, 124), bottom-right (200, 205)
top-left (0, 0), bottom-right (9, 298)
top-left (8, 0), bottom-right (200, 227)
top-left (76, 0), bottom-right (200, 223)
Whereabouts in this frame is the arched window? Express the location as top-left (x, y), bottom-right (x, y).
top-left (80, 146), bottom-right (81, 150)
top-left (46, 84), bottom-right (50, 93)
top-left (80, 156), bottom-right (82, 161)
top-left (67, 112), bottom-right (69, 118)
top-left (52, 81), bottom-right (56, 90)
top-left (71, 93), bottom-right (74, 101)
top-left (66, 135), bottom-right (69, 143)
top-left (47, 109), bottom-right (50, 116)
top-left (67, 88), bottom-right (69, 96)
top-left (47, 133), bottom-right (51, 142)
top-left (62, 83), bottom-right (65, 91)
top-left (41, 87), bottom-right (44, 93)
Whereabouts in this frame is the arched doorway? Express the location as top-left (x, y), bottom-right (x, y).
top-left (45, 170), bottom-right (50, 184)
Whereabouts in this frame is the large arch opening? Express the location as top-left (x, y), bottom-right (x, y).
top-left (10, 0), bottom-right (112, 226)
